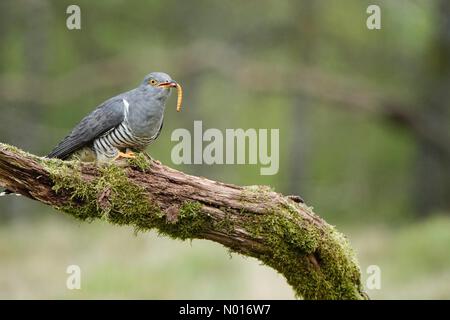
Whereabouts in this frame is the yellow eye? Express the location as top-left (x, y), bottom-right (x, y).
top-left (149, 79), bottom-right (158, 86)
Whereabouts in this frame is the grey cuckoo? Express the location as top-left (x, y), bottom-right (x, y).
top-left (1, 72), bottom-right (182, 196)
top-left (48, 71), bottom-right (182, 162)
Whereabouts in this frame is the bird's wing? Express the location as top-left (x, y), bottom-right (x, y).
top-left (153, 117), bottom-right (164, 140)
top-left (47, 98), bottom-right (125, 159)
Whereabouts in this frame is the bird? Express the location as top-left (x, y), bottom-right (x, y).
top-left (1, 71), bottom-right (182, 196)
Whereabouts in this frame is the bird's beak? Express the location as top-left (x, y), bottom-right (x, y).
top-left (158, 81), bottom-right (178, 88)
top-left (158, 81), bottom-right (183, 112)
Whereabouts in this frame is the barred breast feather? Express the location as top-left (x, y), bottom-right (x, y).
top-left (93, 99), bottom-right (160, 160)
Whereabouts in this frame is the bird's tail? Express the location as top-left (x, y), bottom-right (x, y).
top-left (0, 189), bottom-right (20, 197)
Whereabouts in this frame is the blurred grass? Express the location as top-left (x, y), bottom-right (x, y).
top-left (0, 211), bottom-right (448, 299)
top-left (354, 215), bottom-right (450, 299)
top-left (0, 212), bottom-right (292, 299)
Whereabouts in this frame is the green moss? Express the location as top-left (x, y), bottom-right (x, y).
top-left (44, 160), bottom-right (154, 223)
top-left (316, 226), bottom-right (364, 299)
top-left (43, 160), bottom-right (208, 241)
top-left (1, 143), bottom-right (43, 163)
top-left (214, 211), bottom-right (234, 234)
top-left (44, 159), bottom-right (100, 221)
top-left (128, 153), bottom-right (151, 172)
top-left (242, 185), bottom-right (273, 198)
top-left (245, 206), bottom-right (364, 300)
top-left (238, 187), bottom-right (363, 298)
top-left (240, 185), bottom-right (275, 211)
top-left (155, 201), bottom-right (210, 240)
top-left (42, 155), bottom-right (209, 240)
top-left (2, 144), bottom-right (22, 154)
top-left (95, 165), bottom-right (155, 225)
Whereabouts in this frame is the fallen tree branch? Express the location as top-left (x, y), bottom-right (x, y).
top-left (0, 143), bottom-right (367, 300)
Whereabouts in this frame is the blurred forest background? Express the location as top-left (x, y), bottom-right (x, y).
top-left (0, 0), bottom-right (449, 299)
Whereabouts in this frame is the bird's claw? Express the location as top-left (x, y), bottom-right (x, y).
top-left (117, 150), bottom-right (136, 159)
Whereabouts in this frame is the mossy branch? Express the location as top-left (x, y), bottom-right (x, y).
top-left (0, 143), bottom-right (367, 300)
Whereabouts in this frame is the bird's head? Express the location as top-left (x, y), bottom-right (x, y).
top-left (141, 72), bottom-right (183, 111)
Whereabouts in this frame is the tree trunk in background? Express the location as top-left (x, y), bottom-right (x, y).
top-left (286, 2), bottom-right (318, 195)
top-left (0, 0), bottom-right (51, 220)
top-left (415, 0), bottom-right (450, 216)
top-left (0, 2), bottom-right (13, 221)
top-left (0, 1), bottom-right (12, 140)
top-left (23, 0), bottom-right (50, 152)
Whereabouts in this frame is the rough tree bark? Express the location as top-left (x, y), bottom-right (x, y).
top-left (0, 143), bottom-right (367, 300)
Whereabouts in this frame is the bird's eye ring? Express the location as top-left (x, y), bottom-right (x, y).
top-left (149, 79), bottom-right (157, 86)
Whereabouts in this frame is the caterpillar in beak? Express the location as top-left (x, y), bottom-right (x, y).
top-left (176, 83), bottom-right (183, 112)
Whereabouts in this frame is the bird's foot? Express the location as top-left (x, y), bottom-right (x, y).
top-left (117, 150), bottom-right (136, 159)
